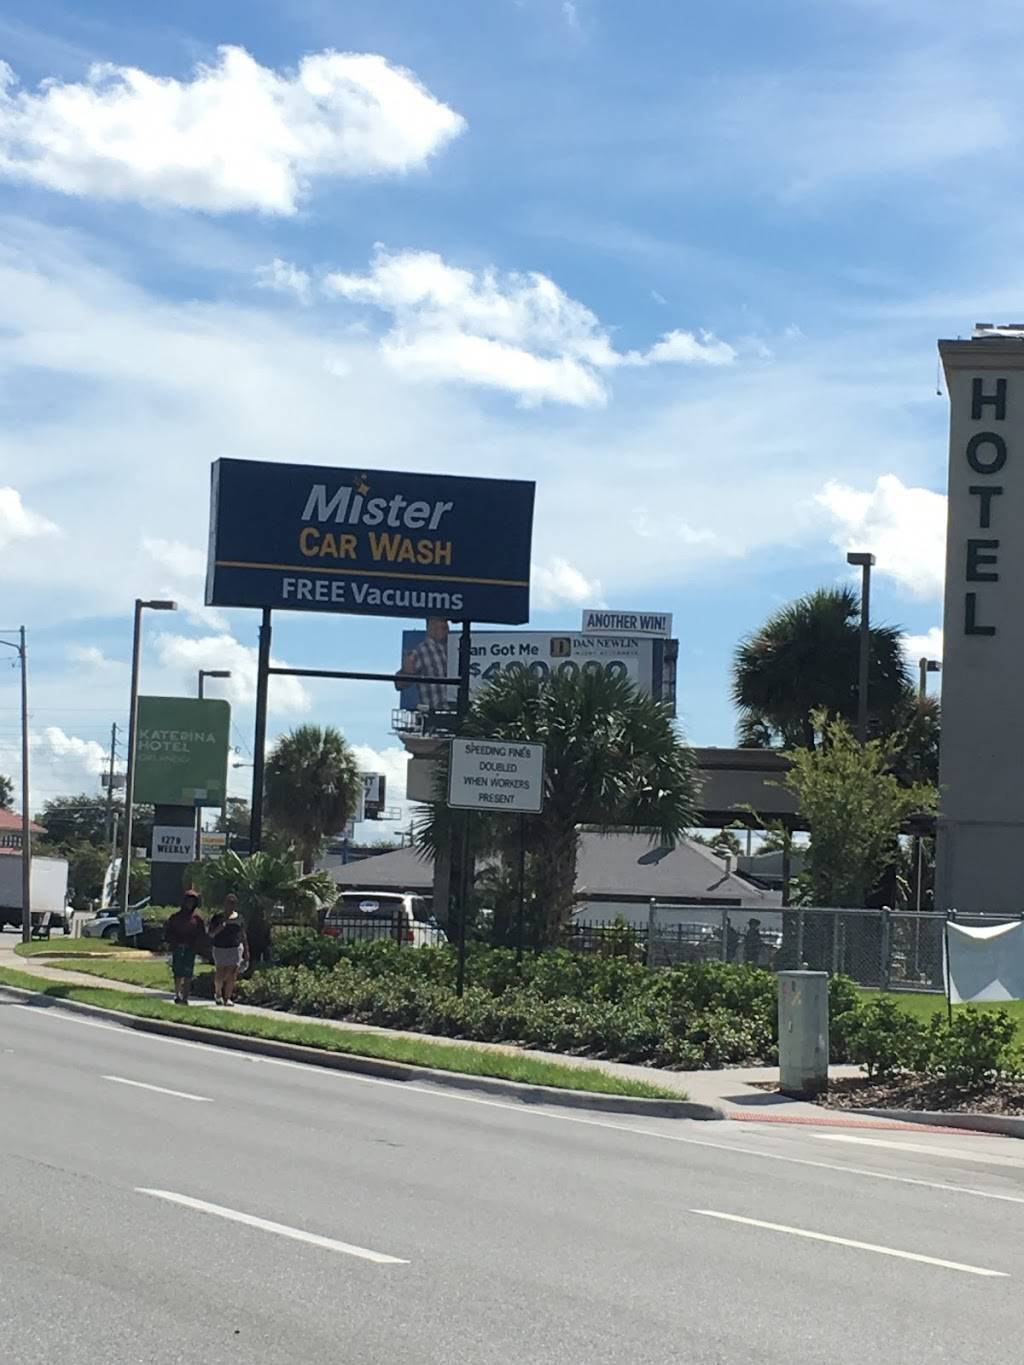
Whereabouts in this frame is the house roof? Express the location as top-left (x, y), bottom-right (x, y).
top-left (326, 833), bottom-right (778, 907)
top-left (0, 809), bottom-right (44, 831)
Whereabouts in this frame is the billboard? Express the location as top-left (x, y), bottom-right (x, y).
top-left (439, 631), bottom-right (677, 714)
top-left (134, 697), bottom-right (231, 807)
top-left (206, 458), bottom-right (535, 624)
top-left (581, 608), bottom-right (673, 637)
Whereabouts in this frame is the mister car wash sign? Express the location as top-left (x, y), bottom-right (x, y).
top-left (448, 739), bottom-right (545, 813)
top-left (937, 328), bottom-right (1024, 913)
top-left (205, 458), bottom-right (535, 623)
top-left (134, 697), bottom-right (231, 808)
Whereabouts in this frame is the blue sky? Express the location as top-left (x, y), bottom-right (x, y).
top-left (1, 0), bottom-right (1008, 824)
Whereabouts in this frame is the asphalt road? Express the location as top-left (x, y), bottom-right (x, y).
top-left (2, 992), bottom-right (1023, 1364)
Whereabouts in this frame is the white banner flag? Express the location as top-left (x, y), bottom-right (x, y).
top-left (945, 920), bottom-right (1024, 1003)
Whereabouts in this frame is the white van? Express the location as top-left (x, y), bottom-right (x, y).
top-left (322, 891), bottom-right (443, 948)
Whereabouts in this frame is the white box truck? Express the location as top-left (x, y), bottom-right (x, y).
top-left (0, 855), bottom-right (70, 934)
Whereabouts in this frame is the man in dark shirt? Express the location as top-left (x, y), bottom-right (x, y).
top-left (165, 890), bottom-right (205, 1005)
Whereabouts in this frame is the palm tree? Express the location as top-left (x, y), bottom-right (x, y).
top-left (732, 586), bottom-right (911, 748)
top-left (422, 668), bottom-right (698, 941)
top-left (264, 724), bottom-right (362, 872)
top-left (196, 849), bottom-right (334, 964)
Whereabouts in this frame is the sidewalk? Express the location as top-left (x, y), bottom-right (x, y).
top-left (0, 943), bottom-right (859, 1119)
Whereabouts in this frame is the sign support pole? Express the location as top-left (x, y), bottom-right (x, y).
top-left (249, 608), bottom-right (272, 853)
top-left (944, 912), bottom-right (954, 1025)
top-left (516, 813), bottom-right (527, 965)
top-left (454, 622), bottom-right (473, 997)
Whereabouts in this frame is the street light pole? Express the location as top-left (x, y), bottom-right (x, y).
top-left (847, 552), bottom-right (875, 742)
top-left (919, 656), bottom-right (941, 700)
top-left (0, 628), bottom-right (30, 942)
top-left (196, 669), bottom-right (231, 860)
top-left (120, 599), bottom-right (176, 916)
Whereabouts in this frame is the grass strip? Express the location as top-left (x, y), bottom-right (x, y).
top-left (0, 965), bottom-right (683, 1101)
top-left (45, 957), bottom-right (201, 989)
top-left (14, 939), bottom-right (129, 957)
top-left (865, 989), bottom-right (1024, 1027)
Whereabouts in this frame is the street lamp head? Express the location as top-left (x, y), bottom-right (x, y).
top-left (846, 551), bottom-right (876, 568)
top-left (924, 659), bottom-right (941, 675)
top-left (141, 599), bottom-right (177, 611)
top-left (202, 670), bottom-right (232, 679)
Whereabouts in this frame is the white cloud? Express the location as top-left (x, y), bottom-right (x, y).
top-left (323, 246), bottom-right (734, 406)
top-left (0, 485), bottom-right (59, 548)
top-left (0, 46), bottom-right (465, 214)
top-left (142, 536), bottom-right (228, 630)
top-left (531, 558), bottom-right (602, 609)
top-left (631, 329), bottom-right (736, 367)
top-left (0, 725), bottom-right (109, 807)
top-left (815, 474), bottom-right (946, 599)
top-left (67, 644), bottom-right (121, 673)
top-left (153, 632), bottom-right (311, 716)
top-left (256, 258), bottom-right (312, 304)
top-left (902, 626), bottom-right (943, 664)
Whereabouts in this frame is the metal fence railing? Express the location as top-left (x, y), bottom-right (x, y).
top-left (565, 905), bottom-right (1023, 993)
top-left (319, 912), bottom-right (448, 948)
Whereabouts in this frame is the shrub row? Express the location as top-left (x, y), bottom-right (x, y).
top-left (261, 934), bottom-right (1022, 1085)
top-left (250, 937), bottom-right (780, 1069)
top-left (845, 997), bottom-right (1019, 1088)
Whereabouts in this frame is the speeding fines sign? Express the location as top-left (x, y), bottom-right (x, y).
top-left (205, 458), bottom-right (535, 624)
top-left (448, 739), bottom-right (545, 814)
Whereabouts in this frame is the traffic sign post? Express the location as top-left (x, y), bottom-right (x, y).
top-left (448, 738), bottom-right (546, 990)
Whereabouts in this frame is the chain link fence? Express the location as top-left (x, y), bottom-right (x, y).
top-left (566, 904), bottom-right (1023, 993)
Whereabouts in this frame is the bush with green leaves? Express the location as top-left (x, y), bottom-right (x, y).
top-left (243, 941), bottom-right (788, 1069)
top-left (922, 1009), bottom-right (1019, 1089)
top-left (846, 997), bottom-right (924, 1079)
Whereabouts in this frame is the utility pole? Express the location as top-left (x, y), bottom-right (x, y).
top-left (104, 722), bottom-right (118, 846)
top-left (0, 628), bottom-right (30, 942)
top-left (18, 627), bottom-right (29, 945)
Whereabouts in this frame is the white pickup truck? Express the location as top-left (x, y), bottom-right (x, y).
top-left (0, 855), bottom-right (70, 933)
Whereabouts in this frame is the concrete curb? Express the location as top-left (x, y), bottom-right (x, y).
top-left (0, 984), bottom-right (724, 1122)
top-left (857, 1107), bottom-right (1024, 1140)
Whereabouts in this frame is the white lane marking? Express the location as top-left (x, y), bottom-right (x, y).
top-left (12, 999), bottom-right (1024, 1208)
top-left (813, 1132), bottom-right (1024, 1170)
top-left (692, 1209), bottom-right (1009, 1278)
top-left (103, 1075), bottom-right (212, 1103)
top-left (136, 1189), bottom-right (408, 1264)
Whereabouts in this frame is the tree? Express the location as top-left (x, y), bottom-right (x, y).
top-left (886, 694), bottom-right (940, 788)
top-left (0, 773), bottom-right (12, 809)
top-left (215, 798), bottom-right (251, 842)
top-left (782, 711), bottom-right (935, 907)
top-left (61, 840), bottom-right (111, 910)
top-left (196, 849), bottom-right (334, 964)
top-left (264, 726), bottom-right (363, 872)
top-left (421, 668), bottom-right (699, 941)
top-left (733, 587), bottom-right (911, 749)
top-left (36, 793), bottom-right (154, 851)
top-left (692, 829), bottom-right (743, 859)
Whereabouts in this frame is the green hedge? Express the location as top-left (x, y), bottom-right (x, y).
top-left (253, 934), bottom-right (780, 1069)
top-left (847, 997), bottom-right (1019, 1088)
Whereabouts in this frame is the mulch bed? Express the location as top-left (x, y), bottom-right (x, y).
top-left (818, 1075), bottom-right (1024, 1116)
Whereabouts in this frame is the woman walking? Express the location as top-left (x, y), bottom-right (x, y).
top-left (165, 890), bottom-right (205, 1005)
top-left (208, 894), bottom-right (248, 1006)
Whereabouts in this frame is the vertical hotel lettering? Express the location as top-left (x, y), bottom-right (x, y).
top-left (963, 375), bottom-right (1007, 636)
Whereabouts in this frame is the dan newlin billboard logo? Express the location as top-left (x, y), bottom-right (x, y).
top-left (581, 608), bottom-right (673, 637)
top-left (205, 458), bottom-right (535, 624)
